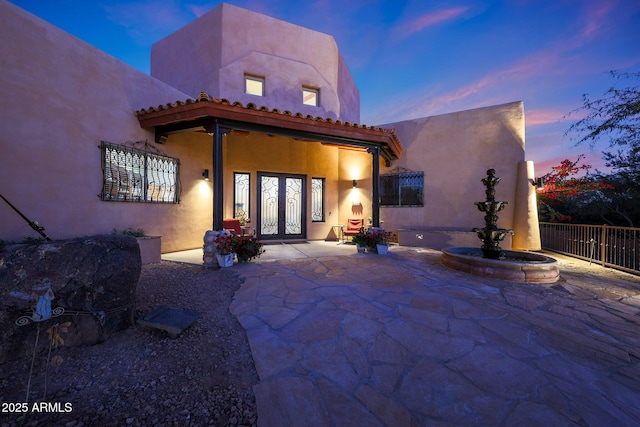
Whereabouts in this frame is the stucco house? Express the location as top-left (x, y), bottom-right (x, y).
top-left (0, 1), bottom-right (540, 254)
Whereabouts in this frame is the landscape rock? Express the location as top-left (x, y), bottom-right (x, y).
top-left (0, 234), bottom-right (140, 363)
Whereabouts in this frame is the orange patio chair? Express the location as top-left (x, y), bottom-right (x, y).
top-left (343, 218), bottom-right (364, 242)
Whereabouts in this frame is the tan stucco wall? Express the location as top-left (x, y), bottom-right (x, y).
top-left (151, 3), bottom-right (360, 122)
top-left (380, 102), bottom-right (527, 249)
top-left (0, 2), bottom-right (209, 252)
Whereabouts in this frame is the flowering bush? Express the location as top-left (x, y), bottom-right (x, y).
top-left (351, 227), bottom-right (369, 246)
top-left (214, 233), bottom-right (233, 254)
top-left (352, 227), bottom-right (391, 247)
top-left (232, 235), bottom-right (264, 262)
top-left (537, 156), bottom-right (615, 223)
top-left (368, 227), bottom-right (391, 245)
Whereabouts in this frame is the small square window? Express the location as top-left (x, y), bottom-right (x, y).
top-left (303, 87), bottom-right (319, 106)
top-left (245, 75), bottom-right (264, 96)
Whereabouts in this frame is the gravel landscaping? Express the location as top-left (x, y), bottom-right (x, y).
top-left (1, 261), bottom-right (258, 426)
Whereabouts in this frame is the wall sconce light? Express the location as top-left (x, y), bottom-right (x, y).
top-left (352, 179), bottom-right (357, 188)
top-left (530, 177), bottom-right (543, 188)
top-left (202, 169), bottom-right (209, 180)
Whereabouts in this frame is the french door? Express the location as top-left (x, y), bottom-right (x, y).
top-left (257, 172), bottom-right (306, 240)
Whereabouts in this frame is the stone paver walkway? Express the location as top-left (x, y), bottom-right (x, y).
top-left (230, 247), bottom-right (640, 426)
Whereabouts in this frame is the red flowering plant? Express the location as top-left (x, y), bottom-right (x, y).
top-left (367, 227), bottom-right (391, 246)
top-left (231, 234), bottom-right (265, 262)
top-left (214, 233), bottom-right (234, 255)
top-left (351, 227), bottom-right (369, 247)
top-left (537, 156), bottom-right (614, 223)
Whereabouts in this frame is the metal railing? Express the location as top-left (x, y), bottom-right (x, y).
top-left (540, 222), bottom-right (639, 275)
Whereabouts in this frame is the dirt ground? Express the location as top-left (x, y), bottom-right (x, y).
top-left (0, 261), bottom-right (258, 427)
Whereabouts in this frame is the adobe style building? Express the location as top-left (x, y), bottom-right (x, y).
top-left (0, 1), bottom-right (540, 253)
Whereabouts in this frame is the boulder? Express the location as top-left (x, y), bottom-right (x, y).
top-left (0, 234), bottom-right (140, 363)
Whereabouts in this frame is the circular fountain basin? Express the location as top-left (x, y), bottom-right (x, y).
top-left (441, 247), bottom-right (559, 283)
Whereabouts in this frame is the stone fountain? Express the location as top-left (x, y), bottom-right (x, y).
top-left (441, 169), bottom-right (559, 283)
top-left (472, 168), bottom-right (514, 259)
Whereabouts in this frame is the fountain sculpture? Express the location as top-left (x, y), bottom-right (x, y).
top-left (441, 169), bottom-right (559, 283)
top-left (472, 168), bottom-right (514, 259)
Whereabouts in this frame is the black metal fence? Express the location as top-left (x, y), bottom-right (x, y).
top-left (540, 222), bottom-right (639, 275)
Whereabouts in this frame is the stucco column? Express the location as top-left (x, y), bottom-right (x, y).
top-left (512, 160), bottom-right (541, 250)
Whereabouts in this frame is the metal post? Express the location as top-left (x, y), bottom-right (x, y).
top-left (208, 121), bottom-right (224, 231)
top-left (601, 224), bottom-right (607, 267)
top-left (369, 147), bottom-right (380, 227)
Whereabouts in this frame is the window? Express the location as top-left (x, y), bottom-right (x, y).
top-left (311, 178), bottom-right (325, 222)
top-left (234, 172), bottom-right (250, 219)
top-left (380, 172), bottom-right (424, 207)
top-left (245, 75), bottom-right (264, 96)
top-left (100, 141), bottom-right (179, 203)
top-left (303, 87), bottom-right (319, 106)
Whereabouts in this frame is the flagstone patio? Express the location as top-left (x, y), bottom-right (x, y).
top-left (225, 245), bottom-right (640, 426)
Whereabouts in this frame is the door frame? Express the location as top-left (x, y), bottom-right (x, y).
top-left (256, 171), bottom-right (307, 240)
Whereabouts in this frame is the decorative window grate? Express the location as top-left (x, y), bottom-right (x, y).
top-left (311, 177), bottom-right (325, 222)
top-left (380, 172), bottom-right (424, 207)
top-left (234, 172), bottom-right (250, 218)
top-left (100, 141), bottom-right (180, 203)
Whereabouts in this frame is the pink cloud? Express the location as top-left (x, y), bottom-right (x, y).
top-left (526, 109), bottom-right (568, 126)
top-left (394, 7), bottom-right (469, 39)
top-left (581, 1), bottom-right (615, 39)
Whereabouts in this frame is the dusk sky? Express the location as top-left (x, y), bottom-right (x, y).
top-left (10, 0), bottom-right (640, 174)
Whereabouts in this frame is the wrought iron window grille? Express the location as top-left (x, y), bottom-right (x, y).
top-left (100, 141), bottom-right (180, 203)
top-left (380, 171), bottom-right (424, 207)
top-left (311, 177), bottom-right (325, 222)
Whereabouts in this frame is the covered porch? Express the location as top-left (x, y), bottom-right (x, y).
top-left (136, 93), bottom-right (402, 248)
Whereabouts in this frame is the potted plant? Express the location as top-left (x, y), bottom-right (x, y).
top-left (351, 227), bottom-right (368, 253)
top-left (369, 227), bottom-right (391, 255)
top-left (232, 234), bottom-right (264, 262)
top-left (235, 209), bottom-right (251, 235)
top-left (214, 232), bottom-right (235, 267)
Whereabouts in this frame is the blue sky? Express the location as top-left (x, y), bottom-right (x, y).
top-left (10, 0), bottom-right (640, 173)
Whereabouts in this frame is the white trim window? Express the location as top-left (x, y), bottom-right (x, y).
top-left (245, 75), bottom-right (265, 96)
top-left (303, 87), bottom-right (319, 106)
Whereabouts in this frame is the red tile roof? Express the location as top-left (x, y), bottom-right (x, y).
top-left (135, 93), bottom-right (402, 159)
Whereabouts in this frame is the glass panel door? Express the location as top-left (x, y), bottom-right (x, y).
top-left (285, 177), bottom-right (303, 235)
top-left (260, 175), bottom-right (279, 236)
top-left (258, 173), bottom-right (306, 240)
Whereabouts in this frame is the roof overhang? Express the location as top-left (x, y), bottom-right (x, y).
top-left (135, 94), bottom-right (402, 164)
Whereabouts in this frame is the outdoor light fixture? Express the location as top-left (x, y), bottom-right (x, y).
top-left (530, 177), bottom-right (543, 187)
top-left (352, 179), bottom-right (357, 188)
top-left (202, 169), bottom-right (209, 180)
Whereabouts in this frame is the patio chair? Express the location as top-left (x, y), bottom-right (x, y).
top-left (343, 218), bottom-right (364, 242)
top-left (223, 218), bottom-right (252, 236)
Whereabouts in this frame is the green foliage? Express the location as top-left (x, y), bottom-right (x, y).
top-left (537, 157), bottom-right (640, 227)
top-left (113, 227), bottom-right (146, 237)
top-left (566, 70), bottom-right (640, 156)
top-left (558, 70), bottom-right (640, 227)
